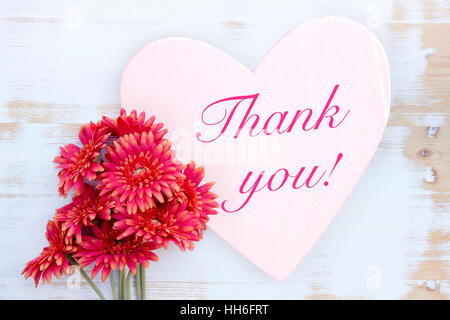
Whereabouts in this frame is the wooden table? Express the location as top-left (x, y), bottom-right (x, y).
top-left (0, 0), bottom-right (448, 299)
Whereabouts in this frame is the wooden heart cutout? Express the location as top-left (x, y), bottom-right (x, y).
top-left (120, 16), bottom-right (390, 280)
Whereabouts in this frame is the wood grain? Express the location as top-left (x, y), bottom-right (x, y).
top-left (0, 0), bottom-right (448, 299)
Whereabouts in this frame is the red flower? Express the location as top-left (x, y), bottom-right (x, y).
top-left (54, 121), bottom-right (110, 197)
top-left (24, 109), bottom-right (222, 296)
top-left (98, 131), bottom-right (184, 214)
top-left (153, 201), bottom-right (202, 251)
top-left (55, 184), bottom-right (115, 242)
top-left (102, 109), bottom-right (167, 141)
top-left (114, 201), bottom-right (202, 251)
top-left (113, 206), bottom-right (160, 242)
top-left (22, 220), bottom-right (76, 287)
top-left (75, 221), bottom-right (158, 281)
top-left (174, 161), bottom-right (219, 228)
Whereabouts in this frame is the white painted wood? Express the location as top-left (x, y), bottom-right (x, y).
top-left (0, 0), bottom-right (448, 299)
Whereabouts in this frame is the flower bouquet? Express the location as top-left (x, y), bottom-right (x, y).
top-left (22, 109), bottom-right (219, 299)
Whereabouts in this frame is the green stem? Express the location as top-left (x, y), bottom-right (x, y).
top-left (67, 255), bottom-right (105, 300)
top-left (109, 272), bottom-right (117, 300)
top-left (79, 267), bottom-right (106, 300)
top-left (125, 270), bottom-right (132, 300)
top-left (136, 265), bottom-right (141, 300)
top-left (140, 264), bottom-right (146, 300)
top-left (118, 269), bottom-right (123, 300)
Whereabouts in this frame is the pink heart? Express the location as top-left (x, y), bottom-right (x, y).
top-left (120, 16), bottom-right (390, 280)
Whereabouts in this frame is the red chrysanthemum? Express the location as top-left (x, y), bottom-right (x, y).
top-left (153, 201), bottom-right (202, 251)
top-left (113, 201), bottom-right (202, 251)
top-left (174, 161), bottom-right (219, 228)
top-left (24, 109), bottom-right (222, 297)
top-left (113, 206), bottom-right (160, 242)
top-left (55, 184), bottom-right (115, 242)
top-left (54, 121), bottom-right (110, 197)
top-left (98, 131), bottom-right (184, 214)
top-left (102, 109), bottom-right (167, 141)
top-left (22, 220), bottom-right (76, 287)
top-left (75, 221), bottom-right (158, 281)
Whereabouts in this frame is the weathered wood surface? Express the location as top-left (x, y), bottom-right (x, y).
top-left (0, 0), bottom-right (448, 299)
